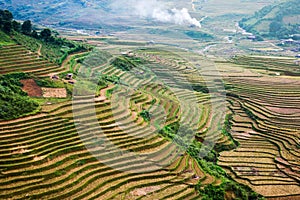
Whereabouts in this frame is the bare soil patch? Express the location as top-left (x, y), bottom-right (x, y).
top-left (20, 79), bottom-right (43, 97)
top-left (130, 186), bottom-right (161, 196)
top-left (42, 88), bottom-right (67, 98)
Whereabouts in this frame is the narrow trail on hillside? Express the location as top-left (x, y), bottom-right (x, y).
top-left (37, 44), bottom-right (42, 57)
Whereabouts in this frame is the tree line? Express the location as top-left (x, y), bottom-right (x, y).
top-left (0, 9), bottom-right (55, 42)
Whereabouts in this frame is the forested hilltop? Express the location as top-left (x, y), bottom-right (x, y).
top-left (239, 0), bottom-right (300, 39)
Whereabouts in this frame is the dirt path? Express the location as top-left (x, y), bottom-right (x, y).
top-left (37, 44), bottom-right (42, 57)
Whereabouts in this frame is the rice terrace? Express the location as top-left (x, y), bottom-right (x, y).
top-left (0, 0), bottom-right (299, 199)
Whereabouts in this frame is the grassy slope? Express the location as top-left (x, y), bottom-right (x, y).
top-left (12, 31), bottom-right (88, 64)
top-left (0, 31), bottom-right (15, 45)
top-left (0, 73), bottom-right (39, 120)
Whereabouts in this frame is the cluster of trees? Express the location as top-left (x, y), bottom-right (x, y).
top-left (0, 9), bottom-right (53, 41)
top-left (0, 9), bottom-right (17, 33)
top-left (0, 10), bottom-right (31, 34)
top-left (139, 110), bottom-right (151, 122)
top-left (0, 73), bottom-right (39, 120)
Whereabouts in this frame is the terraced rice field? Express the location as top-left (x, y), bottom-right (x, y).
top-left (1, 39), bottom-right (299, 199)
top-left (0, 46), bottom-right (228, 199)
top-left (229, 55), bottom-right (300, 76)
top-left (218, 56), bottom-right (300, 199)
top-left (0, 44), bottom-right (64, 76)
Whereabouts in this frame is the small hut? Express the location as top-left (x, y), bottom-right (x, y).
top-left (66, 73), bottom-right (73, 80)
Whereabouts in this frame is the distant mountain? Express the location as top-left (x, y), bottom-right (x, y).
top-left (239, 0), bottom-right (300, 39)
top-left (0, 0), bottom-right (111, 29)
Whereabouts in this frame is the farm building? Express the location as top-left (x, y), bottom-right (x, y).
top-left (247, 35), bottom-right (256, 40)
top-left (147, 40), bottom-right (156, 45)
top-left (281, 38), bottom-right (295, 45)
top-left (66, 73), bottom-right (73, 80)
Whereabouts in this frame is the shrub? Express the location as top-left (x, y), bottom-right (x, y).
top-left (139, 110), bottom-right (151, 122)
top-left (0, 73), bottom-right (39, 120)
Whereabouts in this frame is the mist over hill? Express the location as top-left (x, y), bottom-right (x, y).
top-left (0, 0), bottom-right (203, 30)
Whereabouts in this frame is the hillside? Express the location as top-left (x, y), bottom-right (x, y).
top-left (0, 10), bottom-right (89, 120)
top-left (1, 31), bottom-right (300, 198)
top-left (0, 41), bottom-right (265, 200)
top-left (239, 0), bottom-right (300, 39)
top-left (1, 5), bottom-right (300, 200)
top-left (0, 0), bottom-right (110, 28)
top-left (0, 0), bottom-right (136, 30)
top-left (0, 10), bottom-right (265, 199)
top-left (0, 9), bottom-right (90, 64)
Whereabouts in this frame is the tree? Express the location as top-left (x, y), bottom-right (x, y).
top-left (31, 30), bottom-right (39, 38)
top-left (21, 20), bottom-right (32, 35)
top-left (3, 21), bottom-right (12, 33)
top-left (0, 16), bottom-right (3, 28)
top-left (40, 28), bottom-right (51, 40)
top-left (12, 20), bottom-right (21, 32)
top-left (0, 10), bottom-right (13, 31)
top-left (0, 10), bottom-right (13, 22)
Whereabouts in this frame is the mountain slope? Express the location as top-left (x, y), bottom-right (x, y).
top-left (0, 0), bottom-right (110, 28)
top-left (239, 0), bottom-right (300, 39)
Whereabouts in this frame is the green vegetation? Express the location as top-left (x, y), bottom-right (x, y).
top-left (111, 56), bottom-right (136, 71)
top-left (191, 84), bottom-right (209, 94)
top-left (105, 87), bottom-right (116, 99)
top-left (0, 30), bottom-right (14, 45)
top-left (0, 73), bottom-right (39, 120)
top-left (21, 20), bottom-right (32, 35)
top-left (65, 52), bottom-right (89, 72)
top-left (139, 110), bottom-right (151, 122)
top-left (197, 181), bottom-right (264, 200)
top-left (36, 77), bottom-right (73, 97)
top-left (185, 30), bottom-right (214, 41)
top-left (1, 4), bottom-right (299, 198)
top-left (12, 31), bottom-right (89, 64)
top-left (215, 114), bottom-right (238, 152)
top-left (239, 0), bottom-right (300, 39)
top-left (159, 122), bottom-right (263, 199)
top-left (0, 41), bottom-right (64, 76)
top-left (0, 9), bottom-right (90, 64)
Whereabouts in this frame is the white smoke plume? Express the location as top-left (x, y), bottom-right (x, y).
top-left (110, 0), bottom-right (201, 28)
